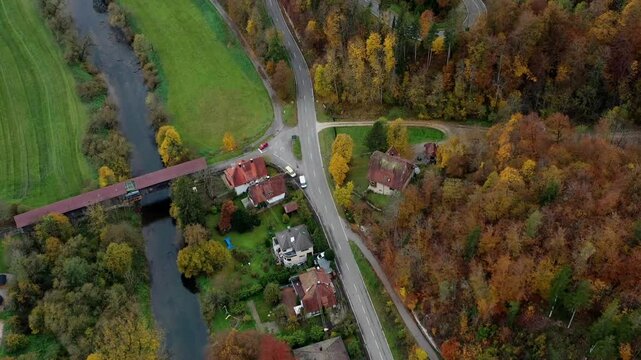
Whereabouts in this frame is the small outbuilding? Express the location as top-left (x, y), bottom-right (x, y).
top-left (283, 201), bottom-right (299, 214)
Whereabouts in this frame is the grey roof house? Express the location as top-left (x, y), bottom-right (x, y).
top-left (273, 225), bottom-right (314, 267)
top-left (293, 337), bottom-right (350, 360)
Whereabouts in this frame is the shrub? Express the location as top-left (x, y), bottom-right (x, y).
top-left (231, 208), bottom-right (260, 233)
top-left (324, 249), bottom-right (335, 261)
top-left (263, 282), bottom-right (281, 306)
top-left (282, 213), bottom-right (290, 224)
top-left (5, 333), bottom-right (29, 354)
top-left (76, 75), bottom-right (107, 102)
top-left (231, 249), bottom-right (251, 264)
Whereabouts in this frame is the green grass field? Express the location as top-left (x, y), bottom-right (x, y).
top-left (0, 0), bottom-right (94, 207)
top-left (350, 242), bottom-right (415, 360)
top-left (119, 0), bottom-right (272, 161)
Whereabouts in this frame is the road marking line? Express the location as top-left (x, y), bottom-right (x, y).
top-left (345, 263), bottom-right (350, 272)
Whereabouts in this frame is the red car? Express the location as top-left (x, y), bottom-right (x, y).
top-left (258, 142), bottom-right (269, 152)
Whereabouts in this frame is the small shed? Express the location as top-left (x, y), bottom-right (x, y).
top-left (283, 201), bottom-right (299, 214)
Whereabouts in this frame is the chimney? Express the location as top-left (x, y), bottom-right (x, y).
top-left (290, 237), bottom-right (295, 243)
top-left (317, 280), bottom-right (320, 284)
top-left (287, 225), bottom-right (291, 231)
top-left (250, 158), bottom-right (254, 163)
top-left (319, 346), bottom-right (323, 351)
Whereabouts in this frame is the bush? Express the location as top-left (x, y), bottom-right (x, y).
top-left (324, 248), bottom-right (335, 261)
top-left (308, 325), bottom-right (325, 343)
top-left (235, 283), bottom-right (263, 301)
top-left (231, 248), bottom-right (251, 264)
top-left (282, 213), bottom-right (290, 224)
top-left (77, 75), bottom-right (107, 102)
top-left (5, 333), bottom-right (29, 354)
top-left (231, 208), bottom-right (260, 233)
top-left (263, 282), bottom-right (281, 306)
top-left (230, 302), bottom-right (246, 316)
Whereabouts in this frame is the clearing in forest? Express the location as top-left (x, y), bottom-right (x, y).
top-left (119, 0), bottom-right (273, 161)
top-left (0, 0), bottom-right (93, 207)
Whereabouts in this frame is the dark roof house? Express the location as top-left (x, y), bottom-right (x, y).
top-left (367, 149), bottom-right (415, 193)
top-left (293, 337), bottom-right (350, 360)
top-left (248, 175), bottom-right (287, 206)
top-left (274, 225), bottom-right (313, 255)
top-left (224, 157), bottom-right (268, 190)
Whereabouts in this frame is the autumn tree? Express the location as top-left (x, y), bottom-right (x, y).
top-left (331, 133), bottom-right (354, 163)
top-left (223, 132), bottom-right (237, 152)
top-left (419, 10), bottom-right (434, 40)
top-left (366, 32), bottom-right (384, 103)
top-left (271, 60), bottom-right (294, 101)
top-left (323, 9), bottom-right (344, 50)
top-left (345, 37), bottom-right (367, 104)
top-left (156, 125), bottom-right (186, 166)
top-left (98, 166), bottom-right (117, 187)
top-left (329, 154), bottom-right (349, 186)
top-left (103, 243), bottom-right (133, 277)
top-left (334, 181), bottom-right (354, 208)
top-left (387, 118), bottom-right (412, 158)
top-left (431, 35), bottom-right (445, 55)
top-left (177, 240), bottom-right (230, 278)
top-left (183, 224), bottom-right (209, 246)
top-left (93, 308), bottom-right (161, 360)
top-left (218, 200), bottom-right (236, 234)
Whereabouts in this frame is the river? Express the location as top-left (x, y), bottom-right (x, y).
top-left (67, 1), bottom-right (208, 358)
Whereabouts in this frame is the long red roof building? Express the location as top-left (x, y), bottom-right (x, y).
top-left (14, 158), bottom-right (207, 228)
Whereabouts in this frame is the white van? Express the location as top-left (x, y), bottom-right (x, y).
top-left (299, 175), bottom-right (307, 188)
top-left (285, 165), bottom-right (297, 178)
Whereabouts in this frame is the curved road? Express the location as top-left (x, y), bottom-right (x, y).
top-left (265, 0), bottom-right (394, 359)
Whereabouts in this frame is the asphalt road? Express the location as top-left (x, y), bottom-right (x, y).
top-left (462, 0), bottom-right (487, 28)
top-left (265, 0), bottom-right (394, 359)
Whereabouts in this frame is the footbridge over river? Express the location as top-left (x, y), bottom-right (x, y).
top-left (14, 158), bottom-right (207, 228)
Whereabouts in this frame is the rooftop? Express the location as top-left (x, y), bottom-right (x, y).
top-left (367, 150), bottom-right (415, 190)
top-left (293, 337), bottom-right (349, 360)
top-left (224, 157), bottom-right (268, 187)
top-left (275, 224), bottom-right (313, 253)
top-left (14, 158), bottom-right (207, 228)
top-left (248, 175), bottom-right (286, 204)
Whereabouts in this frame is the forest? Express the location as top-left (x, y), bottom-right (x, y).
top-left (281, 0), bottom-right (641, 124)
top-left (353, 113), bottom-right (641, 358)
top-left (4, 209), bottom-right (160, 359)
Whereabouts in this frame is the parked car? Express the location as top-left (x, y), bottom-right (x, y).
top-left (258, 142), bottom-right (269, 152)
top-left (299, 175), bottom-right (307, 188)
top-left (285, 166), bottom-right (297, 178)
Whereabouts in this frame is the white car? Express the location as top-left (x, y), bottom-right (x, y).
top-left (285, 165), bottom-right (297, 178)
top-left (299, 175), bottom-right (307, 188)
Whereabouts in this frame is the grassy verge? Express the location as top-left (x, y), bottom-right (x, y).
top-left (0, 238), bottom-right (7, 273)
top-left (408, 127), bottom-right (445, 144)
top-left (350, 242), bottom-right (414, 360)
top-left (292, 136), bottom-right (302, 160)
top-left (0, 0), bottom-right (94, 207)
top-left (118, 0), bottom-right (273, 162)
top-left (283, 102), bottom-right (297, 127)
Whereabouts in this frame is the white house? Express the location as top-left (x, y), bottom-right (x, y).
top-left (273, 225), bottom-right (313, 267)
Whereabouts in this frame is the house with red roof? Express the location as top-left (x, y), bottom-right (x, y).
top-left (291, 267), bottom-right (337, 317)
top-left (367, 149), bottom-right (416, 195)
top-left (224, 157), bottom-right (268, 195)
top-left (248, 175), bottom-right (287, 207)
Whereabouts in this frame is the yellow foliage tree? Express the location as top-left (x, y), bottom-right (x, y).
top-left (620, 343), bottom-right (633, 360)
top-left (334, 181), bottom-right (354, 208)
top-left (409, 346), bottom-right (429, 360)
top-left (331, 134), bottom-right (354, 163)
top-left (94, 309), bottom-right (161, 360)
top-left (384, 33), bottom-right (397, 75)
top-left (521, 159), bottom-right (537, 180)
top-left (87, 354), bottom-right (102, 360)
top-left (437, 137), bottom-right (466, 169)
top-left (513, 55), bottom-right (537, 81)
top-left (223, 132), bottom-right (237, 152)
top-left (387, 118), bottom-right (412, 158)
top-left (177, 240), bottom-right (230, 278)
top-left (323, 9), bottom-right (344, 49)
top-left (103, 242), bottom-right (133, 277)
top-left (499, 166), bottom-right (525, 189)
top-left (98, 166), bottom-right (117, 188)
top-left (431, 35), bottom-right (445, 55)
top-left (329, 153), bottom-right (349, 186)
top-left (246, 19), bottom-right (256, 37)
top-left (156, 125), bottom-right (185, 166)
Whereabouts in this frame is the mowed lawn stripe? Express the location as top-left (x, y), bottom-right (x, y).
top-left (0, 0), bottom-right (93, 207)
top-left (119, 0), bottom-right (272, 158)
